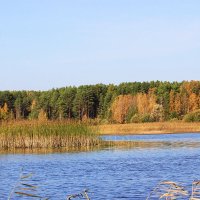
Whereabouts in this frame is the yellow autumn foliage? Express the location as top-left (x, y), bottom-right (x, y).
top-left (111, 91), bottom-right (157, 123)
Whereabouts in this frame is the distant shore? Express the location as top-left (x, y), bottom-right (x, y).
top-left (97, 122), bottom-right (200, 135)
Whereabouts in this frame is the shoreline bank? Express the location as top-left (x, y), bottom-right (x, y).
top-left (97, 122), bottom-right (200, 135)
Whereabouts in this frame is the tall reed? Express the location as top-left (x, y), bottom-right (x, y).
top-left (0, 121), bottom-right (101, 149)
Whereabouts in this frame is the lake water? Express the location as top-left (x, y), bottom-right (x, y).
top-left (1, 133), bottom-right (200, 200)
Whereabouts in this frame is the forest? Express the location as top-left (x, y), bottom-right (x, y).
top-left (0, 81), bottom-right (200, 123)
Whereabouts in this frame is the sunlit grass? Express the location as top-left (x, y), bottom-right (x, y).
top-left (0, 120), bottom-right (101, 149)
top-left (98, 121), bottom-right (200, 135)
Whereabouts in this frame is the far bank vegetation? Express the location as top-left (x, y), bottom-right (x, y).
top-left (0, 81), bottom-right (200, 124)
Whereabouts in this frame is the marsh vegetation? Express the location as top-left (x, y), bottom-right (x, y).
top-left (98, 121), bottom-right (200, 135)
top-left (0, 121), bottom-right (101, 149)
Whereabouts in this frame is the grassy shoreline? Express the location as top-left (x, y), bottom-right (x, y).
top-left (1, 121), bottom-right (200, 151)
top-left (97, 122), bottom-right (200, 135)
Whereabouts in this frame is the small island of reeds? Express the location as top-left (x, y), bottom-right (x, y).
top-left (0, 121), bottom-right (102, 150)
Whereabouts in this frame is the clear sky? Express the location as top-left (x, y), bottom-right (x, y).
top-left (0, 0), bottom-right (200, 91)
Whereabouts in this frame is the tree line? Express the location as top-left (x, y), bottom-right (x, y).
top-left (0, 81), bottom-right (200, 123)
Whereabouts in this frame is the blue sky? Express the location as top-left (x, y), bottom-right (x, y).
top-left (0, 0), bottom-right (200, 90)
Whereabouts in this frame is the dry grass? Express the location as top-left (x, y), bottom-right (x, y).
top-left (97, 122), bottom-right (200, 135)
top-left (146, 181), bottom-right (189, 200)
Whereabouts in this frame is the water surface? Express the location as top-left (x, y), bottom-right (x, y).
top-left (102, 132), bottom-right (200, 142)
top-left (1, 133), bottom-right (200, 200)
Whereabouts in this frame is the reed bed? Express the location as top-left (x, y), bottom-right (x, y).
top-left (98, 121), bottom-right (200, 135)
top-left (0, 121), bottom-right (101, 149)
top-left (2, 120), bottom-right (200, 151)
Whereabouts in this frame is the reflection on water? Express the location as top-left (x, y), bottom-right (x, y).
top-left (0, 133), bottom-right (200, 200)
top-left (0, 146), bottom-right (103, 155)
